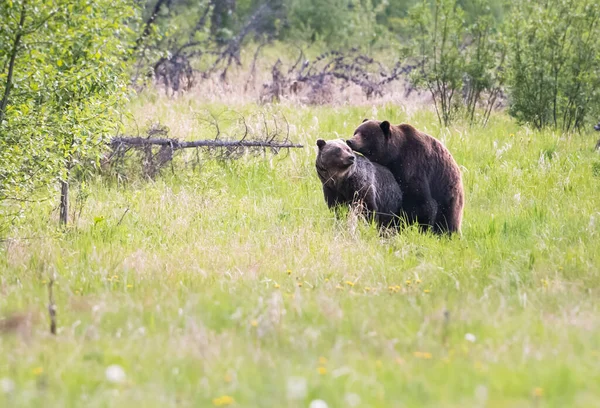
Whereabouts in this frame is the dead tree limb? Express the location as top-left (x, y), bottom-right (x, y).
top-left (111, 137), bottom-right (303, 149)
top-left (260, 48), bottom-right (413, 104)
top-left (133, 0), bottom-right (168, 52)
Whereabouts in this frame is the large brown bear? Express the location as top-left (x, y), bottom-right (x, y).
top-left (315, 139), bottom-right (403, 228)
top-left (346, 120), bottom-right (464, 234)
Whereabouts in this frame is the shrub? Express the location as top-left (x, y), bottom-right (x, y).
top-left (506, 0), bottom-right (600, 132)
top-left (404, 0), bottom-right (504, 126)
top-left (0, 0), bottom-right (139, 227)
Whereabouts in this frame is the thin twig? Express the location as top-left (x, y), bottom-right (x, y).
top-left (48, 278), bottom-right (57, 335)
top-left (116, 207), bottom-right (130, 226)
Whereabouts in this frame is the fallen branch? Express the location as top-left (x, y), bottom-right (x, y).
top-left (110, 137), bottom-right (303, 149)
top-left (104, 113), bottom-right (302, 179)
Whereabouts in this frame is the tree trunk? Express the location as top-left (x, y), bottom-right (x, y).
top-left (0, 1), bottom-right (27, 124)
top-left (59, 177), bottom-right (69, 226)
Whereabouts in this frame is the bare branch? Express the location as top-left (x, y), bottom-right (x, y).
top-left (111, 137), bottom-right (303, 149)
top-left (48, 278), bottom-right (57, 335)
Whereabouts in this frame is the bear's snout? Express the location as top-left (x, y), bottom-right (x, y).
top-left (347, 155), bottom-right (355, 163)
top-left (346, 139), bottom-right (355, 149)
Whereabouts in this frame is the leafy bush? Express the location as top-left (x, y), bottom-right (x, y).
top-left (404, 0), bottom-right (504, 126)
top-left (506, 0), bottom-right (600, 131)
top-left (0, 0), bottom-right (139, 227)
top-left (406, 0), bottom-right (465, 126)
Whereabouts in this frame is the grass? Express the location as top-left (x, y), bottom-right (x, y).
top-left (1, 91), bottom-right (600, 407)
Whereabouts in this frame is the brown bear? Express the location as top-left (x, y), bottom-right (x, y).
top-left (315, 139), bottom-right (403, 228)
top-left (346, 120), bottom-right (464, 234)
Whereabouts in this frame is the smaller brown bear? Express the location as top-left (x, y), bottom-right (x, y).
top-left (315, 138), bottom-right (403, 228)
top-left (346, 120), bottom-right (464, 234)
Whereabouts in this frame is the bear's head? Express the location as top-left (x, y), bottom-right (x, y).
top-left (346, 119), bottom-right (392, 165)
top-left (316, 139), bottom-right (356, 182)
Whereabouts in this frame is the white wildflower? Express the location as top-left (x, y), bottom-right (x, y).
top-left (309, 399), bottom-right (329, 408)
top-left (105, 365), bottom-right (126, 384)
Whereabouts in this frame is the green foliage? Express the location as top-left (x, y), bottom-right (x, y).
top-left (279, 0), bottom-right (390, 48)
top-left (462, 0), bottom-right (505, 126)
top-left (506, 0), bottom-right (600, 131)
top-left (405, 0), bottom-right (504, 126)
top-left (406, 0), bottom-right (466, 125)
top-left (0, 0), bottom-right (139, 226)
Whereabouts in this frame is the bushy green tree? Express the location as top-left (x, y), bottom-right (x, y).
top-left (404, 0), bottom-right (504, 126)
top-left (462, 0), bottom-right (505, 126)
top-left (507, 0), bottom-right (600, 131)
top-left (0, 0), bottom-right (139, 227)
top-left (406, 0), bottom-right (465, 125)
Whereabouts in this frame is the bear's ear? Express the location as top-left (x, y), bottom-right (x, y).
top-left (380, 121), bottom-right (391, 138)
top-left (362, 118), bottom-right (369, 123)
top-left (316, 139), bottom-right (326, 149)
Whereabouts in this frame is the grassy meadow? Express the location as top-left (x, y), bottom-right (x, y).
top-left (1, 90), bottom-right (600, 407)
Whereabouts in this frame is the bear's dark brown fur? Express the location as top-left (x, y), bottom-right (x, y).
top-left (346, 120), bottom-right (464, 234)
top-left (315, 139), bottom-right (403, 228)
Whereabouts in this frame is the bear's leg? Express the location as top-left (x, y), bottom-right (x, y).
top-left (434, 198), bottom-right (462, 235)
top-left (403, 182), bottom-right (438, 232)
top-left (417, 199), bottom-right (438, 233)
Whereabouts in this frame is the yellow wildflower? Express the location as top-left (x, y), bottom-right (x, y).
top-left (250, 320), bottom-right (258, 327)
top-left (32, 367), bottom-right (43, 376)
top-left (533, 387), bottom-right (544, 397)
top-left (212, 395), bottom-right (235, 406)
top-left (345, 281), bottom-right (355, 287)
top-left (287, 269), bottom-right (292, 275)
top-left (127, 284), bottom-right (133, 288)
top-left (413, 351), bottom-right (432, 359)
top-left (274, 283), bottom-right (280, 289)
top-left (415, 279), bottom-right (422, 284)
top-left (423, 289), bottom-right (431, 293)
top-left (405, 280), bottom-right (411, 285)
top-left (317, 366), bottom-right (327, 375)
top-left (297, 282), bottom-right (303, 288)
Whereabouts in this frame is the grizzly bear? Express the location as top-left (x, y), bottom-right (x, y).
top-left (346, 120), bottom-right (464, 234)
top-left (315, 139), bottom-right (403, 228)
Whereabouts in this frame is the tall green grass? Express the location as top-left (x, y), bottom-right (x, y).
top-left (1, 94), bottom-right (600, 407)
